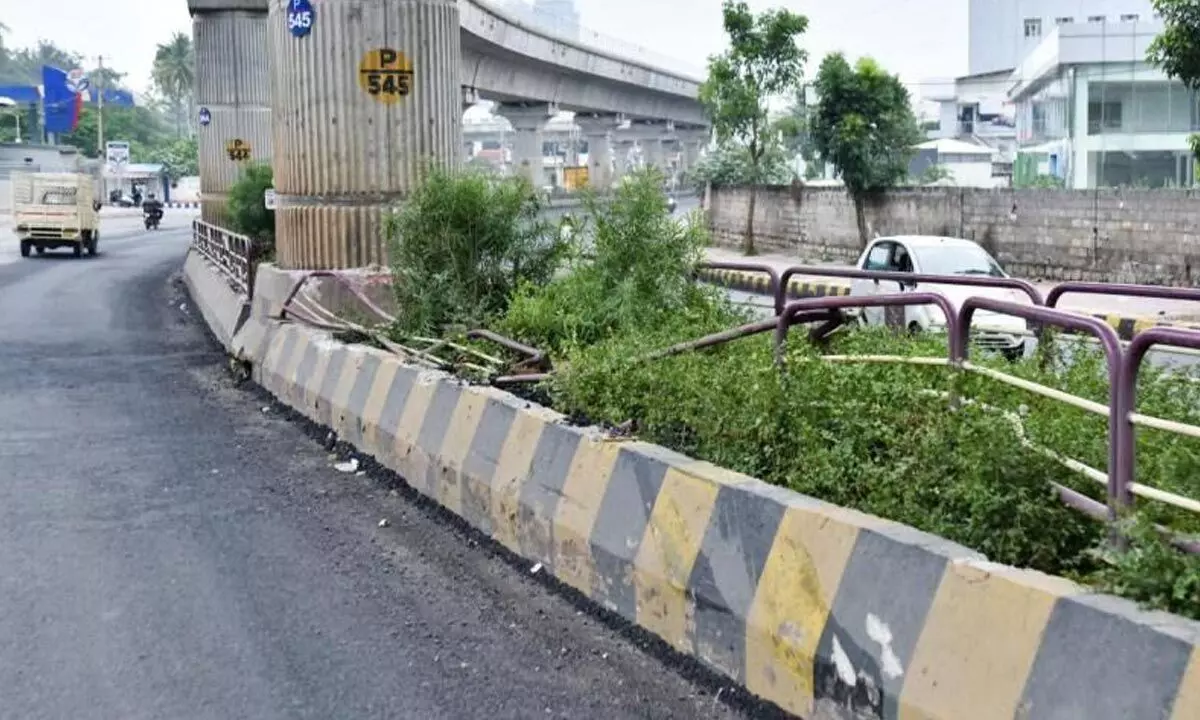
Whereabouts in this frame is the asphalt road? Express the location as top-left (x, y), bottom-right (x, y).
top-left (0, 214), bottom-right (757, 719)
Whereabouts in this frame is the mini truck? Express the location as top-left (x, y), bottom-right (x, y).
top-left (11, 172), bottom-right (100, 258)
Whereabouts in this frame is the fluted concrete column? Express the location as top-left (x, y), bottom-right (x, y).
top-left (269, 0), bottom-right (462, 269)
top-left (496, 102), bottom-right (554, 188)
top-left (190, 0), bottom-right (272, 225)
top-left (575, 112), bottom-right (622, 191)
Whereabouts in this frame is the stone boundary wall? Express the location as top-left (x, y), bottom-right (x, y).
top-left (707, 184), bottom-right (1200, 286)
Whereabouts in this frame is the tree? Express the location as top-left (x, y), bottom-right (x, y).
top-left (699, 0), bottom-right (807, 255)
top-left (149, 137), bottom-right (200, 180)
top-left (152, 33), bottom-right (195, 137)
top-left (810, 53), bottom-right (923, 247)
top-left (59, 105), bottom-right (169, 158)
top-left (689, 140), bottom-right (791, 194)
top-left (1148, 1), bottom-right (1200, 161)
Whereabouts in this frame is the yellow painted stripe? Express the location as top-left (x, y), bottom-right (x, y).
top-left (744, 502), bottom-right (861, 718)
top-left (433, 386), bottom-right (495, 516)
top-left (330, 348), bottom-right (366, 438)
top-left (358, 359), bottom-right (400, 460)
top-left (391, 372), bottom-right (440, 494)
top-left (898, 561), bottom-right (1079, 720)
top-left (552, 435), bottom-right (624, 598)
top-left (633, 466), bottom-right (722, 654)
top-left (489, 408), bottom-right (556, 552)
top-left (1170, 648), bottom-right (1200, 720)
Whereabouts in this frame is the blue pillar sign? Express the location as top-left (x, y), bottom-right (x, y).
top-left (198, 107), bottom-right (211, 126)
top-left (287, 0), bottom-right (315, 38)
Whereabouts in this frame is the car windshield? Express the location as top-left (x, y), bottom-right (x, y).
top-left (912, 244), bottom-right (1005, 277)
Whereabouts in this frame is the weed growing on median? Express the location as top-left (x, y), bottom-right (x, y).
top-left (384, 167), bottom-right (1200, 619)
top-left (384, 168), bottom-right (568, 336)
top-left (498, 169), bottom-right (738, 354)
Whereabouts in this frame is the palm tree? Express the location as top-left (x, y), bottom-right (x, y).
top-left (152, 33), bottom-right (194, 137)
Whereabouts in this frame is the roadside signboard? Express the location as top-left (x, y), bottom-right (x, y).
top-left (264, 189), bottom-right (277, 210)
top-left (105, 141), bottom-right (130, 175)
top-left (358, 48), bottom-right (414, 104)
top-left (198, 107), bottom-right (211, 126)
top-left (287, 0), bottom-right (315, 38)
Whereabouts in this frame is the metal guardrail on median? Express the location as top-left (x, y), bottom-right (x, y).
top-left (191, 220), bottom-right (256, 298)
top-left (687, 267), bottom-right (1200, 549)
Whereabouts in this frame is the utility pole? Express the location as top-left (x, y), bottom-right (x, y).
top-left (96, 55), bottom-right (105, 157)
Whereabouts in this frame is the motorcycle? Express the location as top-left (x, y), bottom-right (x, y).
top-left (143, 208), bottom-right (163, 230)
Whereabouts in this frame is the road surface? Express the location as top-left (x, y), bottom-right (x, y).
top-left (0, 213), bottom-right (759, 719)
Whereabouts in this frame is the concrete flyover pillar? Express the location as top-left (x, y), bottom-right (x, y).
top-left (619, 119), bottom-right (673, 180)
top-left (574, 113), bottom-right (622, 191)
top-left (676, 125), bottom-right (710, 176)
top-left (189, 0), bottom-right (272, 225)
top-left (269, 0), bottom-right (463, 270)
top-left (496, 102), bottom-right (554, 188)
top-left (612, 140), bottom-right (634, 183)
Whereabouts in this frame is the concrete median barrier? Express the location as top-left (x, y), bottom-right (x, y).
top-left (182, 251), bottom-right (249, 349)
top-left (187, 258), bottom-right (1200, 719)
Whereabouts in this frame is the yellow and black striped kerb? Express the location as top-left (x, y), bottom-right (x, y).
top-left (182, 259), bottom-right (1200, 720)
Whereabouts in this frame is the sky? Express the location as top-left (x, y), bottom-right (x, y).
top-left (2, 0), bottom-right (968, 110)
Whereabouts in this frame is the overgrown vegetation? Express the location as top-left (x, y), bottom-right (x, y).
top-left (227, 163), bottom-right (276, 257)
top-left (384, 168), bottom-right (566, 336)
top-left (380, 163), bottom-right (1200, 620)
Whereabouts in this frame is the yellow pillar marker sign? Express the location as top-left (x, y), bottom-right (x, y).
top-left (358, 48), bottom-right (414, 104)
top-left (225, 139), bottom-right (252, 162)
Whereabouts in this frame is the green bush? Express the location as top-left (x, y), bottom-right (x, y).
top-left (226, 162), bottom-right (276, 256)
top-left (385, 168), bottom-right (567, 336)
top-left (499, 169), bottom-right (737, 352)
top-left (551, 325), bottom-right (1102, 576)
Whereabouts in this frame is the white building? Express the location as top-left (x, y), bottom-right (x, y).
top-left (1008, 18), bottom-right (1199, 188)
top-left (968, 0), bottom-right (1155, 76)
top-left (925, 1), bottom-right (1193, 188)
top-left (913, 138), bottom-right (1004, 187)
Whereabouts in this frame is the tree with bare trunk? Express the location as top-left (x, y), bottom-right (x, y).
top-left (699, 0), bottom-right (807, 256)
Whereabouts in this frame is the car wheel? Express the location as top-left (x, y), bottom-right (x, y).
top-left (19, 241), bottom-right (31, 258)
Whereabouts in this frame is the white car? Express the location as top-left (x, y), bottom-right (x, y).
top-left (850, 235), bottom-right (1032, 359)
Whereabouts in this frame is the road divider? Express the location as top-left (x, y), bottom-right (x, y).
top-left (186, 256), bottom-right (1200, 720)
top-left (697, 266), bottom-right (1200, 342)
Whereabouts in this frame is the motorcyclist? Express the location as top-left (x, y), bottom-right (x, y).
top-left (142, 193), bottom-right (164, 220)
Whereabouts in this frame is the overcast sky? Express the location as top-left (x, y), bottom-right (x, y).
top-left (2, 0), bottom-right (967, 109)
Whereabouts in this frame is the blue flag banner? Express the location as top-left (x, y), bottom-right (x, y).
top-left (42, 65), bottom-right (82, 134)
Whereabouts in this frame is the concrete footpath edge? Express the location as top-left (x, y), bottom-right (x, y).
top-left (186, 259), bottom-right (1200, 720)
top-left (698, 267), bottom-right (1200, 341)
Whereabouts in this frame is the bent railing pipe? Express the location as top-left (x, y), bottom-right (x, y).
top-left (775, 292), bottom-right (961, 365)
top-left (957, 297), bottom-right (1125, 515)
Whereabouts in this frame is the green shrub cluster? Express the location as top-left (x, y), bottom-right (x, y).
top-left (227, 162), bottom-right (276, 258)
top-left (384, 168), bottom-right (567, 335)
top-left (385, 165), bottom-right (1200, 619)
top-left (498, 170), bottom-right (735, 353)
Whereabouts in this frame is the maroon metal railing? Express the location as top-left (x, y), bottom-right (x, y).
top-left (192, 219), bottom-right (256, 297)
